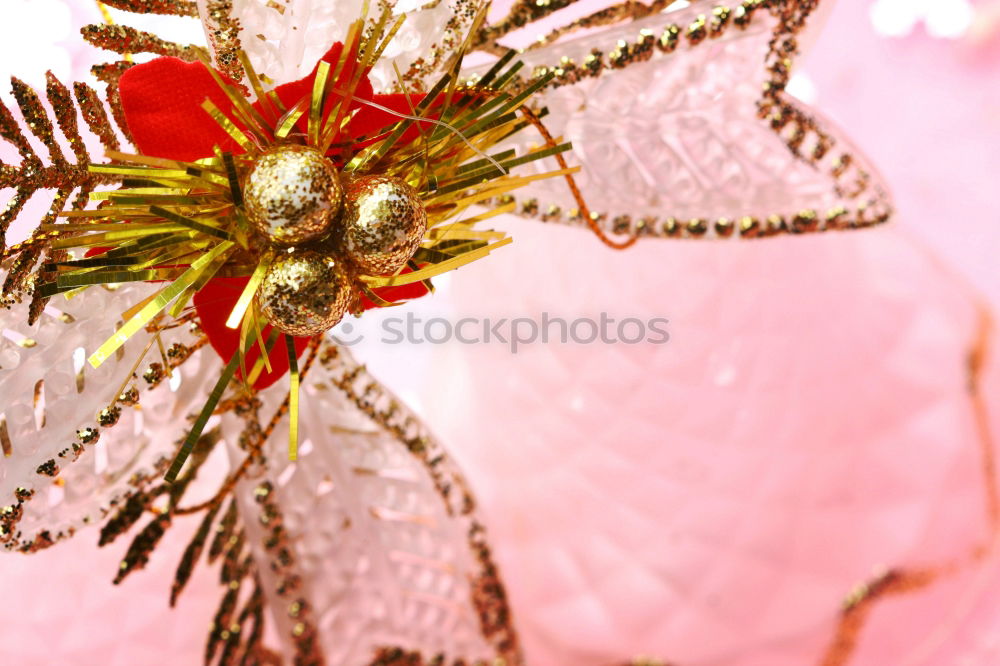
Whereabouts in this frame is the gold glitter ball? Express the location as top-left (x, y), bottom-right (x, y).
top-left (257, 250), bottom-right (353, 336)
top-left (244, 144), bottom-right (343, 246)
top-left (340, 175), bottom-right (426, 275)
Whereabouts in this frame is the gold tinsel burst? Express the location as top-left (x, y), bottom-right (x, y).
top-left (6, 3), bottom-right (576, 479)
top-left (340, 175), bottom-right (427, 276)
top-left (244, 144), bottom-right (343, 246)
top-left (256, 250), bottom-right (352, 336)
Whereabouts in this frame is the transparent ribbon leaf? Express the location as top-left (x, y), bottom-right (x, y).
top-left (223, 0), bottom-right (891, 240)
top-left (222, 342), bottom-right (520, 665)
top-left (0, 278), bottom-right (220, 553)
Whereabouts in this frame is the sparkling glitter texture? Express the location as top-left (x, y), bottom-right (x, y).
top-left (257, 250), bottom-right (352, 336)
top-left (244, 144), bottom-right (344, 246)
top-left (340, 175), bottom-right (427, 276)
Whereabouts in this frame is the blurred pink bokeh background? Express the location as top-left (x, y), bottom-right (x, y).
top-left (1, 1), bottom-right (999, 664)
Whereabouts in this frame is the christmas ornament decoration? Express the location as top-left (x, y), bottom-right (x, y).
top-left (257, 250), bottom-right (352, 336)
top-left (0, 0), bottom-right (942, 664)
top-left (340, 174), bottom-right (427, 275)
top-left (243, 144), bottom-right (343, 246)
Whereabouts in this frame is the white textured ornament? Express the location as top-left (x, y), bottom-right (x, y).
top-left (206, 0), bottom-right (891, 241)
top-left (219, 343), bottom-right (516, 664)
top-left (0, 278), bottom-right (220, 553)
top-left (203, 0), bottom-right (475, 91)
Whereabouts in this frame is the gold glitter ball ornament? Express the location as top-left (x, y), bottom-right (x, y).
top-left (340, 175), bottom-right (427, 275)
top-left (243, 145), bottom-right (344, 246)
top-left (257, 250), bottom-right (353, 336)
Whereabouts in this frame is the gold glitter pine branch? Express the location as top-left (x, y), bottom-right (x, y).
top-left (81, 23), bottom-right (209, 61)
top-left (0, 73), bottom-right (124, 316)
top-left (99, 0), bottom-right (200, 16)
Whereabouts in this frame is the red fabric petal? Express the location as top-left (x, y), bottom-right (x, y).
top-left (193, 278), bottom-right (311, 391)
top-left (262, 43), bottom-right (376, 138)
top-left (119, 58), bottom-right (248, 162)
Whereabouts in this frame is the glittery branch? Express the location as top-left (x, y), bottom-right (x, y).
top-left (368, 648), bottom-right (492, 666)
top-left (98, 484), bottom-right (166, 546)
top-left (99, 0), bottom-right (199, 16)
top-left (81, 23), bottom-right (208, 61)
top-left (167, 427), bottom-right (223, 506)
top-left (217, 569), bottom-right (262, 664)
top-left (73, 81), bottom-right (121, 151)
top-left (10, 77), bottom-right (66, 166)
top-left (252, 480), bottom-right (323, 662)
top-left (208, 498), bottom-right (240, 564)
top-left (474, 0), bottom-right (675, 55)
top-left (228, 583), bottom-right (266, 664)
top-left (113, 512), bottom-right (171, 584)
top-left (219, 528), bottom-right (246, 585)
top-left (0, 73), bottom-right (123, 308)
top-left (530, 0), bottom-right (675, 50)
top-left (46, 73), bottom-right (89, 164)
top-left (206, 566), bottom-right (244, 663)
top-left (203, 0), bottom-right (246, 83)
top-left (819, 568), bottom-right (939, 666)
top-left (108, 429), bottom-right (224, 586)
top-left (91, 61), bottom-right (135, 144)
top-left (2, 191), bottom-right (69, 314)
top-left (473, 0), bottom-right (579, 53)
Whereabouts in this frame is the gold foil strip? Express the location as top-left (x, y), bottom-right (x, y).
top-left (200, 99), bottom-right (256, 152)
top-left (317, 18), bottom-right (366, 149)
top-left (91, 165), bottom-right (191, 179)
top-left (361, 237), bottom-right (512, 287)
top-left (0, 414), bottom-right (12, 457)
top-left (49, 228), bottom-right (188, 249)
top-left (286, 335), bottom-right (299, 461)
top-left (249, 308), bottom-right (273, 375)
top-left (274, 98), bottom-right (308, 139)
top-left (88, 241), bottom-right (233, 368)
top-left (425, 228), bottom-right (506, 242)
top-left (166, 245), bottom-right (229, 316)
top-left (238, 50), bottom-right (282, 122)
top-left (164, 339), bottom-right (243, 482)
top-left (225, 254), bottom-right (271, 329)
top-left (358, 282), bottom-right (402, 307)
top-left (195, 53), bottom-right (272, 141)
top-left (149, 205), bottom-right (232, 240)
top-left (308, 60), bottom-right (332, 147)
top-left (32, 379), bottom-right (46, 430)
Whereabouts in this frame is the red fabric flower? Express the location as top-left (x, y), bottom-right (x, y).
top-left (117, 44), bottom-right (430, 389)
